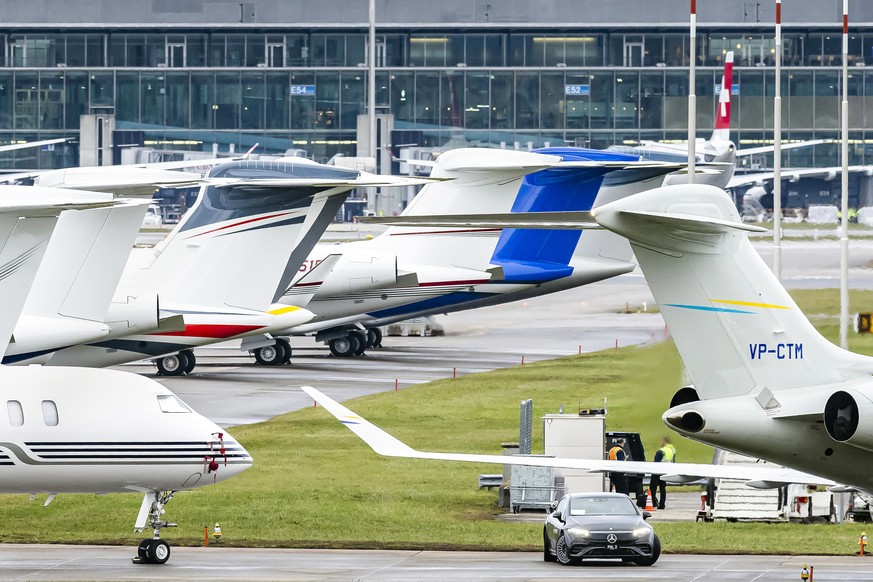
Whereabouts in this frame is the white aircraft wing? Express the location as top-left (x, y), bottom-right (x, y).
top-left (0, 137), bottom-right (71, 153)
top-left (736, 139), bottom-right (828, 157)
top-left (302, 387), bottom-right (836, 488)
top-left (358, 211), bottom-right (599, 230)
top-left (727, 165), bottom-right (873, 189)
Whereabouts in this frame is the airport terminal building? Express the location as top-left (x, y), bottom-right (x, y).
top-left (2, 0), bottom-right (873, 176)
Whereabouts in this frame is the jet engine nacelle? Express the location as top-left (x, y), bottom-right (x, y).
top-left (315, 253), bottom-right (412, 297)
top-left (824, 389), bottom-right (873, 452)
top-left (104, 290), bottom-right (161, 337)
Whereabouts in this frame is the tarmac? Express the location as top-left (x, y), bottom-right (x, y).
top-left (2, 545), bottom-right (872, 581)
top-left (4, 233), bottom-right (873, 579)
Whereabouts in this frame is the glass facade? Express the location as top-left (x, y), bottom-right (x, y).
top-left (1, 26), bottom-right (872, 168)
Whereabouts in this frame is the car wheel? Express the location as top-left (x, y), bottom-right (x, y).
top-left (555, 533), bottom-right (573, 565)
top-left (543, 529), bottom-right (556, 562)
top-left (633, 534), bottom-right (661, 566)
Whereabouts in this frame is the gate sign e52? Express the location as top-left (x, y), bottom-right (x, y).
top-left (564, 84), bottom-right (591, 96)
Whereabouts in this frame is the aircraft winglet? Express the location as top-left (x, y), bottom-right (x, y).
top-left (302, 386), bottom-right (416, 457)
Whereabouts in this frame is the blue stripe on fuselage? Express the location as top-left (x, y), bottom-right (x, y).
top-left (367, 291), bottom-right (497, 319)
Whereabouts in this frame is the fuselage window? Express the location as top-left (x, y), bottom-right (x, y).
top-left (41, 400), bottom-right (59, 426)
top-left (157, 394), bottom-right (193, 413)
top-left (6, 400), bottom-right (23, 427)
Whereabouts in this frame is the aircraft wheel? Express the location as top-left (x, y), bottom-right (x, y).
top-left (155, 352), bottom-right (188, 376)
top-left (350, 331), bottom-right (367, 356)
top-left (181, 349), bottom-right (196, 374)
top-left (329, 336), bottom-right (357, 357)
top-left (366, 328), bottom-right (382, 348)
top-left (276, 338), bottom-right (292, 364)
top-left (137, 539), bottom-right (151, 561)
top-left (254, 343), bottom-right (286, 366)
top-left (147, 539), bottom-right (171, 565)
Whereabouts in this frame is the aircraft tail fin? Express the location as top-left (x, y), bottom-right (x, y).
top-left (491, 148), bottom-right (672, 280)
top-left (487, 148), bottom-right (628, 281)
top-left (593, 183), bottom-right (873, 400)
top-left (0, 187), bottom-right (114, 355)
top-left (127, 160), bottom-right (366, 312)
top-left (24, 201), bottom-right (148, 323)
top-left (711, 51), bottom-right (734, 143)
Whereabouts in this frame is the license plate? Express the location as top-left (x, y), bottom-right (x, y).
top-left (607, 544), bottom-right (618, 551)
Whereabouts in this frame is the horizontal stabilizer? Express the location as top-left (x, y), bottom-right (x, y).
top-left (620, 209), bottom-right (767, 234)
top-left (359, 211), bottom-right (598, 230)
top-left (203, 176), bottom-right (435, 189)
top-left (302, 387), bottom-right (834, 487)
top-left (33, 167), bottom-right (204, 196)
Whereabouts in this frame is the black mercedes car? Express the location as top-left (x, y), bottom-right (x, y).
top-left (543, 492), bottom-right (660, 566)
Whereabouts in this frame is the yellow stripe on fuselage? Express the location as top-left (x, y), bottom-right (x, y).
top-left (712, 299), bottom-right (790, 310)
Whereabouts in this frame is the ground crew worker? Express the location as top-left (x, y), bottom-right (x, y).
top-left (213, 523), bottom-right (222, 542)
top-left (650, 436), bottom-right (676, 509)
top-left (608, 439), bottom-right (629, 495)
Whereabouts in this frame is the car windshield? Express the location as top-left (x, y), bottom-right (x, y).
top-left (569, 496), bottom-right (637, 516)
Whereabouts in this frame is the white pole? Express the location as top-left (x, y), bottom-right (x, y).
top-left (773, 0), bottom-right (782, 280)
top-left (368, 0), bottom-right (378, 212)
top-left (840, 0), bottom-right (850, 350)
top-left (688, 0), bottom-right (696, 184)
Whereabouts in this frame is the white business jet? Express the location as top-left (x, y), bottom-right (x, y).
top-left (16, 158), bottom-right (426, 374)
top-left (305, 179), bottom-right (873, 494)
top-left (0, 188), bottom-right (251, 565)
top-left (258, 148), bottom-right (676, 360)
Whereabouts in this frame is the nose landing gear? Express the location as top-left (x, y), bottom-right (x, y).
top-left (132, 491), bottom-right (177, 565)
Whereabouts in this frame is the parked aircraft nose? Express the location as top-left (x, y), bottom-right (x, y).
top-left (207, 430), bottom-right (254, 483)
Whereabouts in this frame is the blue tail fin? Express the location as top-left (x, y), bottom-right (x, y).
top-left (489, 148), bottom-right (638, 282)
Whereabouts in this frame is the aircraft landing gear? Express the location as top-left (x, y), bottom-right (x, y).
top-left (252, 338), bottom-right (292, 365)
top-left (181, 349), bottom-right (196, 374)
top-left (154, 352), bottom-right (189, 376)
top-left (366, 328), bottom-right (382, 349)
top-left (132, 491), bottom-right (177, 565)
top-left (350, 330), bottom-right (367, 356)
top-left (328, 334), bottom-right (358, 357)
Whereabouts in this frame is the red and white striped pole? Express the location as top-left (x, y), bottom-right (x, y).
top-left (688, 0), bottom-right (697, 184)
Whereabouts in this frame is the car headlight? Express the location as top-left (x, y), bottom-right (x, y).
top-left (567, 527), bottom-right (590, 538)
top-left (632, 526), bottom-right (652, 538)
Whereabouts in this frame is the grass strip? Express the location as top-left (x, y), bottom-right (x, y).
top-left (1, 289), bottom-right (872, 554)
